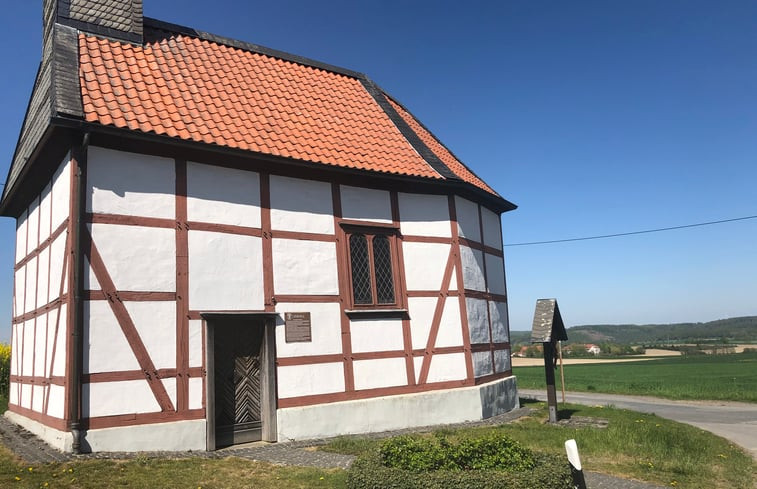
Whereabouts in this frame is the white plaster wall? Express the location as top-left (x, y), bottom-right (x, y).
top-left (34, 315), bottom-right (47, 375)
top-left (466, 298), bottom-right (490, 344)
top-left (187, 161), bottom-right (261, 227)
top-left (489, 302), bottom-right (509, 343)
top-left (277, 363), bottom-right (344, 399)
top-left (45, 311), bottom-right (58, 377)
top-left (26, 196), bottom-right (40, 255)
top-left (397, 193), bottom-right (451, 238)
top-left (189, 377), bottom-right (204, 410)
top-left (481, 207), bottom-right (503, 250)
top-left (9, 382), bottom-right (19, 405)
top-left (162, 378), bottom-right (177, 409)
top-left (5, 411), bottom-right (72, 452)
top-left (272, 239), bottom-right (338, 295)
top-left (21, 384), bottom-right (32, 409)
top-left (270, 175), bottom-right (334, 234)
top-left (87, 146), bottom-right (175, 219)
top-left (47, 385), bottom-right (66, 419)
top-left (485, 253), bottom-right (506, 296)
top-left (24, 257), bottom-right (37, 314)
top-left (83, 257), bottom-right (100, 291)
top-left (125, 302), bottom-right (177, 370)
top-left (494, 349), bottom-right (511, 373)
top-left (14, 267), bottom-right (25, 316)
top-left (10, 325), bottom-right (18, 376)
top-left (15, 210), bottom-right (27, 264)
top-left (460, 245), bottom-right (486, 292)
top-left (275, 303), bottom-right (342, 357)
top-left (39, 183), bottom-right (52, 243)
top-left (353, 358), bottom-right (407, 390)
top-left (188, 231), bottom-right (264, 311)
top-left (403, 242), bottom-right (451, 291)
top-left (83, 301), bottom-right (141, 373)
top-left (83, 380), bottom-right (161, 418)
top-left (408, 297), bottom-right (434, 350)
top-left (48, 231), bottom-right (67, 302)
top-left (22, 320), bottom-right (34, 376)
top-left (340, 185), bottom-right (392, 223)
top-left (436, 298), bottom-right (464, 348)
top-left (188, 320), bottom-right (203, 368)
top-left (32, 385), bottom-right (44, 413)
top-left (351, 318), bottom-right (404, 353)
top-left (36, 247), bottom-right (50, 309)
top-left (51, 156), bottom-right (71, 228)
top-left (427, 352), bottom-right (467, 383)
top-left (277, 376), bottom-right (518, 441)
top-left (90, 223), bottom-right (175, 292)
top-left (52, 304), bottom-right (68, 377)
top-left (473, 350), bottom-right (493, 377)
top-left (455, 196), bottom-right (480, 240)
top-left (82, 419), bottom-right (206, 452)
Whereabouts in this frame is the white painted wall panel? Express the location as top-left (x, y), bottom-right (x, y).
top-left (83, 301), bottom-right (140, 373)
top-left (22, 320), bottom-right (34, 376)
top-left (90, 223), bottom-right (176, 292)
top-left (34, 314), bottom-right (47, 375)
top-left (353, 358), bottom-right (406, 390)
top-left (188, 320), bottom-right (203, 368)
top-left (277, 363), bottom-right (344, 399)
top-left (272, 239), bottom-right (338, 295)
top-left (39, 183), bottom-right (52, 243)
top-left (162, 378), bottom-right (177, 410)
top-left (473, 350), bottom-right (493, 377)
top-left (489, 302), bottom-right (509, 343)
top-left (340, 185), bottom-right (392, 223)
top-left (427, 352), bottom-right (467, 383)
top-left (270, 175), bottom-right (334, 234)
top-left (83, 257), bottom-right (101, 292)
top-left (408, 297), bottom-right (434, 350)
top-left (494, 349), bottom-right (511, 373)
top-left (10, 325), bottom-right (18, 375)
top-left (26, 197), bottom-right (40, 255)
top-left (188, 231), bottom-right (264, 311)
top-left (125, 302), bottom-right (176, 370)
top-left (83, 380), bottom-right (161, 418)
top-left (36, 247), bottom-right (50, 309)
top-left (187, 162), bottom-right (261, 227)
top-left (189, 377), bottom-right (203, 410)
top-left (14, 267), bottom-right (25, 316)
top-left (455, 196), bottom-right (480, 240)
top-left (403, 242), bottom-right (450, 291)
top-left (32, 385), bottom-right (45, 413)
top-left (51, 156), bottom-right (71, 228)
top-left (351, 318), bottom-right (404, 353)
top-left (45, 311), bottom-right (58, 377)
top-left (413, 357), bottom-right (423, 383)
top-left (485, 253), bottom-right (506, 296)
top-left (47, 385), bottom-right (66, 419)
top-left (87, 147), bottom-right (175, 219)
top-left (48, 232), bottom-right (67, 303)
top-left (52, 304), bottom-right (67, 377)
top-left (24, 257), bottom-right (37, 314)
top-left (436, 298), bottom-right (464, 348)
top-left (481, 207), bottom-right (503, 250)
top-left (460, 246), bottom-right (486, 292)
top-left (275, 303), bottom-right (342, 357)
top-left (21, 384), bottom-right (32, 409)
top-left (9, 382), bottom-right (19, 406)
top-left (397, 193), bottom-right (451, 238)
top-left (466, 298), bottom-right (490, 344)
top-left (15, 210), bottom-right (28, 263)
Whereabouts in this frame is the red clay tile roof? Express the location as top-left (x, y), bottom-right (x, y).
top-left (78, 27), bottom-right (501, 196)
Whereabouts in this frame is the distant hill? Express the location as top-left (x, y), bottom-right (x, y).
top-left (510, 316), bottom-right (757, 345)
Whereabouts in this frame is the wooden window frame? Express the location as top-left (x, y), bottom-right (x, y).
top-left (340, 221), bottom-right (406, 310)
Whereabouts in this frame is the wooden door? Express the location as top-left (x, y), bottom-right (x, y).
top-left (214, 323), bottom-right (263, 447)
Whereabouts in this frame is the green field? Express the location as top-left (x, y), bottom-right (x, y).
top-left (514, 352), bottom-right (757, 402)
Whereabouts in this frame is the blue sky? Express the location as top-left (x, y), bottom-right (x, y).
top-left (1, 1), bottom-right (756, 341)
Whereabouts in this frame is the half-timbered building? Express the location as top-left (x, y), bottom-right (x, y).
top-left (1, 0), bottom-right (518, 452)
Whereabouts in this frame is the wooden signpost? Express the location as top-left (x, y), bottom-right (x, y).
top-left (530, 299), bottom-right (568, 424)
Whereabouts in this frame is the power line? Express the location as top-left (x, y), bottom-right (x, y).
top-left (504, 214), bottom-right (757, 247)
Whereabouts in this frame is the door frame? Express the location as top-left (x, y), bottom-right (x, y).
top-left (203, 312), bottom-right (278, 450)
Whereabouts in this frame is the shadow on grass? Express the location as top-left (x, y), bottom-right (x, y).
top-left (557, 408), bottom-right (579, 420)
top-left (519, 397), bottom-right (543, 408)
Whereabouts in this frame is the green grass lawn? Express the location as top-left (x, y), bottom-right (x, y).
top-left (515, 352), bottom-right (757, 402)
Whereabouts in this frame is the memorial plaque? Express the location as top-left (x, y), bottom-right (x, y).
top-left (284, 312), bottom-right (312, 343)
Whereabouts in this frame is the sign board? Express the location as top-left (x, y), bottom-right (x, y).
top-left (284, 312), bottom-right (312, 343)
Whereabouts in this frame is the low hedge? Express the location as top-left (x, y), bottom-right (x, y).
top-left (347, 450), bottom-right (573, 489)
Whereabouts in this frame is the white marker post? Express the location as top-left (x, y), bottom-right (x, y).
top-left (565, 439), bottom-right (587, 489)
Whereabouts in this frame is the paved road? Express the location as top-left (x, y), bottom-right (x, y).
top-left (520, 389), bottom-right (757, 460)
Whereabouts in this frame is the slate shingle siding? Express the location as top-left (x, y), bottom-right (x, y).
top-left (67, 0), bottom-right (143, 36)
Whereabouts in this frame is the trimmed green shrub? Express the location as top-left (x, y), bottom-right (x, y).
top-left (379, 434), bottom-right (535, 472)
top-left (347, 450), bottom-right (572, 489)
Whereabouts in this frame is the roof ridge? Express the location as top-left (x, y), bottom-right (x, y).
top-left (143, 17), bottom-right (365, 80)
